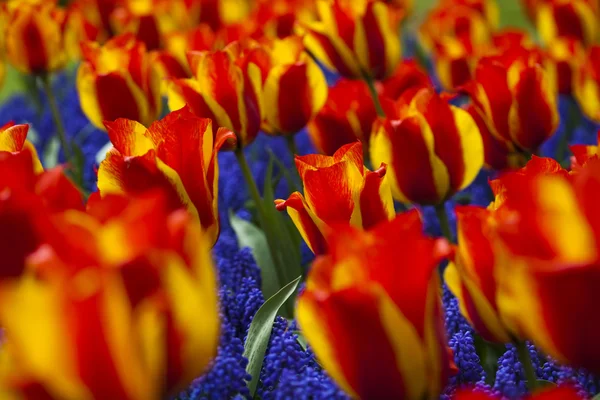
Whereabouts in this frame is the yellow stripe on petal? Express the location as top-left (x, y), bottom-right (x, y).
top-left (370, 122), bottom-right (409, 203)
top-left (535, 176), bottom-right (597, 264)
top-left (417, 115), bottom-right (451, 201)
top-left (22, 140), bottom-right (44, 174)
top-left (155, 158), bottom-right (200, 222)
top-left (378, 287), bottom-right (427, 400)
top-left (77, 64), bottom-right (104, 130)
top-left (451, 106), bottom-right (484, 190)
top-left (372, 1), bottom-right (402, 78)
top-left (296, 294), bottom-right (357, 398)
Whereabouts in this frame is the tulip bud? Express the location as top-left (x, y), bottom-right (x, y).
top-left (370, 88), bottom-right (484, 205)
top-left (493, 159), bottom-right (600, 374)
top-left (4, 2), bottom-right (66, 74)
top-left (97, 107), bottom-right (236, 245)
top-left (168, 40), bottom-right (264, 147)
top-left (444, 206), bottom-right (512, 343)
top-left (463, 47), bottom-right (559, 154)
top-left (535, 0), bottom-right (598, 46)
top-left (297, 211), bottom-right (452, 399)
top-left (574, 45), bottom-right (600, 122)
top-left (261, 36), bottom-right (328, 135)
top-left (304, 0), bottom-right (403, 80)
top-left (77, 33), bottom-right (162, 130)
top-left (275, 141), bottom-right (395, 254)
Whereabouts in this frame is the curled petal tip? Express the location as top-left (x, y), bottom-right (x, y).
top-left (374, 163), bottom-right (387, 177)
top-left (274, 199), bottom-right (287, 211)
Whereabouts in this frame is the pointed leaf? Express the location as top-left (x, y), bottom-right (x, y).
top-left (243, 275), bottom-right (301, 396)
top-left (230, 211), bottom-right (280, 299)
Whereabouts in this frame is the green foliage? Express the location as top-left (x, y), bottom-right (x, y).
top-left (243, 276), bottom-right (302, 397)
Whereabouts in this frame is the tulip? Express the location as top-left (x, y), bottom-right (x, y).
top-left (444, 206), bottom-right (511, 343)
top-left (0, 147), bottom-right (83, 281)
top-left (168, 40), bottom-right (264, 147)
top-left (3, 1), bottom-right (66, 74)
top-left (254, 0), bottom-right (317, 39)
top-left (77, 33), bottom-right (162, 130)
top-left (462, 46), bottom-right (559, 154)
top-left (545, 38), bottom-right (585, 95)
top-left (0, 122), bottom-right (43, 173)
top-left (380, 60), bottom-right (431, 101)
top-left (261, 36), bottom-right (328, 136)
top-left (574, 45), bottom-right (600, 122)
top-left (303, 0), bottom-right (403, 80)
top-left (370, 88), bottom-right (484, 205)
top-left (308, 79), bottom-right (380, 155)
top-left (275, 141), bottom-right (395, 254)
top-left (571, 130), bottom-right (600, 166)
top-left (492, 158), bottom-right (600, 374)
top-left (297, 211), bottom-right (452, 399)
top-left (534, 0), bottom-right (598, 46)
top-left (453, 386), bottom-right (585, 400)
top-left (97, 107), bottom-right (236, 245)
top-left (0, 194), bottom-right (219, 399)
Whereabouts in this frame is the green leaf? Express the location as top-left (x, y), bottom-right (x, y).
top-left (292, 330), bottom-right (308, 352)
top-left (473, 333), bottom-right (506, 386)
top-left (533, 379), bottom-right (556, 389)
top-left (244, 275), bottom-right (301, 397)
top-left (230, 211), bottom-right (281, 300)
top-left (592, 393), bottom-right (600, 400)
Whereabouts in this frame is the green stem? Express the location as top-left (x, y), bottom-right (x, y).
top-left (284, 135), bottom-right (301, 190)
top-left (40, 74), bottom-right (72, 164)
top-left (515, 341), bottom-right (539, 392)
top-left (434, 202), bottom-right (453, 243)
top-left (363, 74), bottom-right (386, 118)
top-left (234, 148), bottom-right (293, 316)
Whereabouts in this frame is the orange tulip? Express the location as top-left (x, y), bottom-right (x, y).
top-left (97, 107), bottom-right (236, 245)
top-left (444, 206), bottom-right (511, 343)
top-left (304, 0), bottom-right (403, 80)
top-left (275, 141), bottom-right (395, 254)
top-left (574, 45), bottom-right (600, 122)
top-left (0, 122), bottom-right (43, 173)
top-left (492, 158), bottom-right (600, 374)
top-left (168, 40), bottom-right (264, 147)
top-left (297, 211), bottom-right (452, 399)
top-left (370, 88), bottom-right (484, 205)
top-left (77, 33), bottom-right (162, 130)
top-left (0, 194), bottom-right (219, 400)
top-left (463, 46), bottom-right (559, 154)
top-left (261, 36), bottom-right (328, 135)
top-left (3, 1), bottom-right (66, 74)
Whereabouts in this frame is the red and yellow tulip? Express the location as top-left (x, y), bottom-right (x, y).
top-left (491, 158), bottom-right (600, 374)
top-left (97, 107), bottom-right (236, 246)
top-left (3, 1), bottom-right (67, 74)
top-left (0, 122), bottom-right (43, 173)
top-left (574, 45), bottom-right (600, 122)
top-left (0, 194), bottom-right (219, 400)
top-left (380, 60), bottom-right (431, 101)
top-left (261, 36), bottom-right (328, 135)
top-left (168, 40), bottom-right (264, 147)
top-left (275, 142), bottom-right (395, 254)
top-left (571, 130), bottom-right (600, 166)
top-left (308, 79), bottom-right (383, 155)
top-left (297, 211), bottom-right (452, 399)
top-left (444, 206), bottom-right (511, 343)
top-left (534, 0), bottom-right (598, 46)
top-left (462, 46), bottom-right (559, 155)
top-left (370, 88), bottom-right (484, 205)
top-left (77, 33), bottom-right (162, 130)
top-left (303, 0), bottom-right (403, 80)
